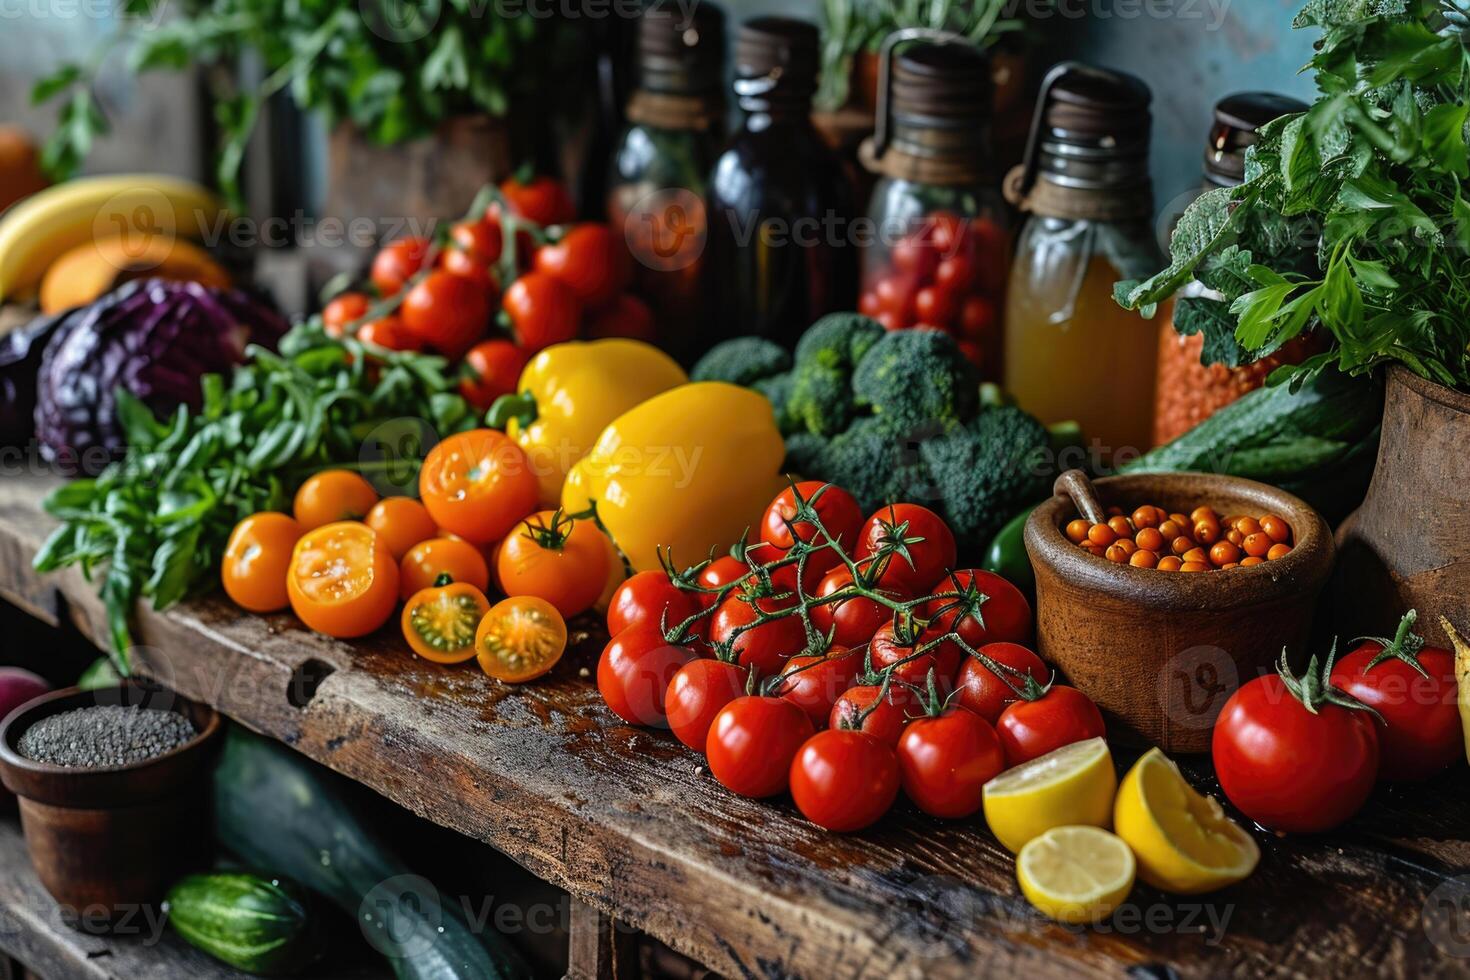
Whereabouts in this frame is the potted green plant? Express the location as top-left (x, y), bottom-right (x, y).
top-left (1116, 0), bottom-right (1470, 647)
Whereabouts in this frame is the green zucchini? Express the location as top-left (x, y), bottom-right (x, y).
top-left (213, 726), bottom-right (531, 980)
top-left (166, 872), bottom-right (320, 976)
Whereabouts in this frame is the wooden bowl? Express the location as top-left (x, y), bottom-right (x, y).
top-left (1025, 473), bottom-right (1334, 753)
top-left (0, 681), bottom-right (221, 931)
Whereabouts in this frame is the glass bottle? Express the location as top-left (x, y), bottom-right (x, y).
top-left (1002, 63), bottom-right (1162, 462)
top-left (1153, 92), bottom-right (1312, 445)
top-left (606, 4), bottom-right (726, 363)
top-left (859, 33), bottom-right (1009, 378)
top-left (704, 16), bottom-right (858, 352)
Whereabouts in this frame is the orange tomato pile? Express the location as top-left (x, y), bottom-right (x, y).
top-left (1065, 504), bottom-right (1295, 572)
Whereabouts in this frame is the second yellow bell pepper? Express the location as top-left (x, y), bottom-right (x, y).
top-left (490, 339), bottom-right (687, 506)
top-left (562, 382), bottom-right (787, 573)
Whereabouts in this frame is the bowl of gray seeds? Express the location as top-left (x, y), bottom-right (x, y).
top-left (0, 681), bottom-right (221, 931)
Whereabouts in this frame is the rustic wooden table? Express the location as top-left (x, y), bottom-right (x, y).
top-left (1, 472), bottom-right (1467, 979)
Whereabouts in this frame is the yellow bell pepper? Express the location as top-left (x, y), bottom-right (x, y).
top-left (491, 339), bottom-right (687, 507)
top-left (562, 382), bottom-right (787, 573)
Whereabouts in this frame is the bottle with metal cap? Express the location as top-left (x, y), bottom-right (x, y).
top-left (1001, 62), bottom-right (1163, 460)
top-left (1153, 91), bottom-right (1311, 445)
top-left (606, 3), bottom-right (726, 362)
top-left (858, 32), bottom-right (1009, 378)
top-left (704, 16), bottom-right (858, 350)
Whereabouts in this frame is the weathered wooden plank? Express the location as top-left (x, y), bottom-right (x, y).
top-left (566, 902), bottom-right (639, 980)
top-left (1, 472), bottom-right (1468, 980)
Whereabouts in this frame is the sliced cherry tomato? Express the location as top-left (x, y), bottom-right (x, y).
top-left (364, 496), bottom-right (439, 561)
top-left (708, 590), bottom-right (806, 677)
top-left (855, 503), bottom-right (956, 594)
top-left (706, 695), bottom-right (815, 798)
top-left (400, 269), bottom-right (490, 360)
top-left (293, 470), bottom-right (379, 530)
top-left (503, 271), bottom-right (582, 352)
top-left (460, 339), bottom-right (530, 413)
top-left (533, 224), bottom-right (631, 309)
top-left (358, 315), bottom-right (417, 351)
top-left (777, 647), bottom-right (863, 728)
top-left (606, 570), bottom-right (705, 639)
top-left (953, 642), bottom-right (1050, 724)
top-left (322, 292), bottom-right (371, 337)
top-left (829, 684), bottom-right (913, 747)
top-left (371, 236), bottom-right (430, 296)
top-left (399, 537), bottom-right (490, 599)
top-left (789, 729), bottom-right (900, 832)
top-left (499, 175), bottom-right (576, 227)
top-left (761, 481), bottom-right (863, 552)
top-left (476, 595), bottom-right (568, 683)
top-left (665, 658), bottom-right (748, 752)
top-left (597, 624), bottom-right (697, 727)
top-left (221, 512), bottom-right (303, 613)
top-left (870, 621), bottom-right (960, 688)
top-left (402, 579), bottom-right (490, 664)
top-left (287, 521), bottom-right (399, 638)
top-left (419, 429), bottom-right (539, 545)
top-left (896, 709), bottom-right (1005, 818)
top-left (809, 567), bottom-right (894, 649)
top-left (586, 294), bottom-right (656, 342)
top-left (995, 685), bottom-right (1106, 767)
top-left (496, 510), bottom-right (610, 618)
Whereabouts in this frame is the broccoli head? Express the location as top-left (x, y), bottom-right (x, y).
top-left (691, 337), bottom-right (791, 387)
top-left (850, 329), bottom-right (979, 433)
top-left (784, 313), bottom-right (885, 437)
top-left (751, 371), bottom-right (795, 433)
top-left (916, 405), bottom-right (1053, 549)
top-left (793, 312), bottom-right (886, 368)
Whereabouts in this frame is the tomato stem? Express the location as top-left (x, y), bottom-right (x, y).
top-left (1355, 609), bottom-right (1430, 678)
top-left (1277, 642), bottom-right (1384, 721)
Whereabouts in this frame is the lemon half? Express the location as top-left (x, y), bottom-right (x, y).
top-left (1017, 826), bottom-right (1135, 924)
top-left (1113, 748), bottom-right (1259, 894)
top-left (982, 737), bottom-right (1116, 854)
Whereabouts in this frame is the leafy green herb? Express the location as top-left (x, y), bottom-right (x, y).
top-left (33, 328), bottom-right (475, 671)
top-left (1117, 0), bottom-right (1470, 391)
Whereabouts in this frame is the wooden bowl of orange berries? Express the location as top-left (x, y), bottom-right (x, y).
top-left (1024, 470), bottom-right (1334, 753)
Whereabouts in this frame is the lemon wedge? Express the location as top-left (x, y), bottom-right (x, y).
top-left (982, 737), bottom-right (1116, 854)
top-left (1113, 747), bottom-right (1259, 894)
top-left (1017, 826), bottom-right (1135, 924)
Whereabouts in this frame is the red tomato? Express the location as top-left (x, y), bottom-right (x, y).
top-left (1214, 656), bottom-right (1381, 833)
top-left (697, 555), bottom-right (751, 605)
top-left (809, 567), bottom-right (895, 648)
top-left (706, 695), bottom-right (815, 798)
top-left (400, 270), bottom-right (490, 360)
top-left (858, 291), bottom-right (881, 318)
top-left (502, 272), bottom-right (582, 352)
top-left (959, 295), bottom-right (996, 338)
top-left (743, 540), bottom-right (835, 599)
top-left (371, 236), bottom-right (431, 296)
top-left (322, 292), bottom-right (370, 336)
top-left (596, 624), bottom-right (697, 728)
top-left (926, 211), bottom-right (967, 257)
top-left (897, 709), bottom-right (1006, 819)
top-left (855, 504), bottom-right (956, 594)
top-left (665, 659), bottom-right (748, 753)
top-left (448, 217), bottom-right (503, 267)
top-left (1328, 615), bottom-right (1460, 782)
top-left (499, 174), bottom-right (576, 227)
top-left (872, 275), bottom-right (916, 328)
top-left (606, 570), bottom-right (705, 639)
top-left (708, 591), bottom-right (806, 678)
top-left (954, 642), bottom-right (1050, 724)
top-left (586, 294), bottom-right (656, 342)
top-left (761, 481), bottom-right (862, 552)
top-left (789, 730), bottom-right (900, 832)
top-left (995, 685), bottom-right (1106, 766)
top-left (870, 621), bottom-right (960, 688)
top-left (921, 569), bottom-right (1033, 665)
top-left (829, 684), bottom-right (913, 747)
top-left (890, 233), bottom-right (939, 281)
top-left (534, 224), bottom-right (632, 309)
top-left (777, 648), bottom-right (864, 728)
top-left (914, 286), bottom-right (957, 327)
top-left (934, 256), bottom-right (973, 293)
top-left (357, 316), bottom-right (416, 351)
top-left (459, 339), bottom-right (529, 412)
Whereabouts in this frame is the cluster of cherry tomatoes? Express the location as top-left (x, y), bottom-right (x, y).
top-left (321, 175), bottom-right (657, 414)
top-left (859, 211), bottom-right (1007, 371)
top-left (1068, 504), bottom-right (1296, 572)
top-left (595, 481), bottom-right (1107, 833)
top-left (220, 428), bottom-right (619, 683)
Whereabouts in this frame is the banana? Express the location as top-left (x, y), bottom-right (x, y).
top-left (0, 174), bottom-right (226, 302)
top-left (1442, 615), bottom-right (1470, 766)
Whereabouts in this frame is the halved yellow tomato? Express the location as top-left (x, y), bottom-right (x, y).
top-left (474, 596), bottom-right (567, 683)
top-left (287, 521), bottom-right (399, 638)
top-left (402, 579), bottom-right (490, 664)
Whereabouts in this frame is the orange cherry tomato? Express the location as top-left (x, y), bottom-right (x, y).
top-left (401, 578), bottom-right (491, 664)
top-left (418, 429), bottom-right (539, 545)
top-left (475, 595), bottom-right (568, 682)
top-left (358, 315), bottom-right (418, 351)
top-left (496, 510), bottom-right (610, 618)
top-left (365, 496), bottom-right (439, 561)
top-left (399, 537), bottom-right (490, 599)
top-left (293, 470), bottom-right (380, 530)
top-left (287, 522), bottom-right (399, 638)
top-left (322, 292), bottom-right (371, 337)
top-left (221, 512), bottom-right (303, 612)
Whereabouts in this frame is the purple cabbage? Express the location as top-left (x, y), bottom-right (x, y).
top-left (35, 279), bottom-right (288, 475)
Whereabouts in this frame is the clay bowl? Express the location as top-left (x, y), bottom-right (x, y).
top-left (1025, 473), bottom-right (1334, 753)
top-left (0, 681), bottom-right (221, 932)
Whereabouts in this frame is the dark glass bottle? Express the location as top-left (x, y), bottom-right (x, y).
top-left (704, 17), bottom-right (857, 352)
top-left (607, 3), bottom-right (726, 363)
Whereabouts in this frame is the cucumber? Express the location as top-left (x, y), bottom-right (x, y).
top-left (166, 872), bottom-right (320, 976)
top-left (213, 726), bottom-right (531, 980)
